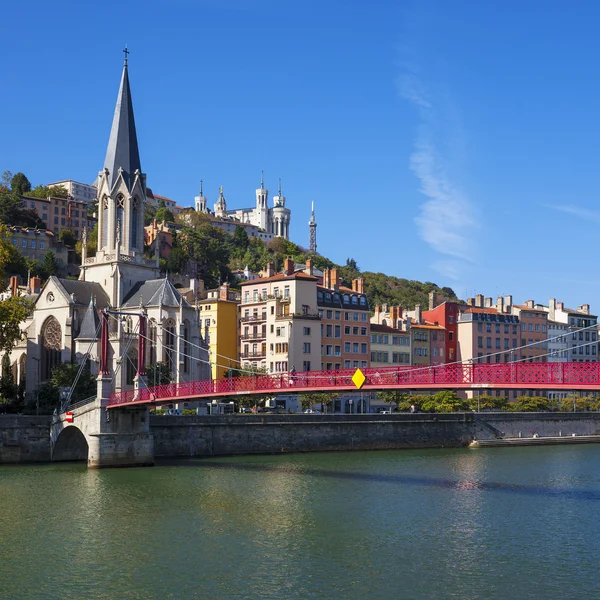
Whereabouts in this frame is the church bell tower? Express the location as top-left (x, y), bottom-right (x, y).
top-left (80, 50), bottom-right (160, 306)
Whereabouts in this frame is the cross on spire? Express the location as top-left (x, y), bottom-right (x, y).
top-left (123, 46), bottom-right (130, 65)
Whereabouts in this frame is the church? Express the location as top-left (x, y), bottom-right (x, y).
top-left (194, 175), bottom-right (292, 240)
top-left (8, 54), bottom-right (210, 400)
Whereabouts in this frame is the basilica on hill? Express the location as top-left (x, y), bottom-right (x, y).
top-left (7, 54), bottom-right (210, 399)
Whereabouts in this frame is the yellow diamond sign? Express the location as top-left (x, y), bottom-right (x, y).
top-left (352, 368), bottom-right (366, 389)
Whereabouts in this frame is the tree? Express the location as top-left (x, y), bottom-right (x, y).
top-left (49, 362), bottom-right (96, 402)
top-left (75, 223), bottom-right (97, 258)
top-left (146, 362), bottom-right (173, 386)
top-left (155, 205), bottom-right (174, 223)
top-left (377, 390), bottom-right (409, 411)
top-left (299, 392), bottom-right (333, 411)
top-left (26, 185), bottom-right (69, 199)
top-left (165, 245), bottom-right (187, 274)
top-left (58, 229), bottom-right (76, 248)
top-left (0, 296), bottom-right (33, 352)
top-left (509, 396), bottom-right (551, 412)
top-left (0, 191), bottom-right (44, 227)
top-left (468, 394), bottom-right (508, 412)
top-left (0, 353), bottom-right (16, 411)
top-left (419, 391), bottom-right (471, 413)
top-left (10, 172), bottom-right (31, 196)
top-left (40, 250), bottom-right (59, 279)
top-left (232, 225), bottom-right (249, 254)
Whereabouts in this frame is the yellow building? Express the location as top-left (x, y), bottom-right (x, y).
top-left (198, 284), bottom-right (240, 379)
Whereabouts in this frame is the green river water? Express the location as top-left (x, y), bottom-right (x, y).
top-left (1, 445), bottom-right (599, 599)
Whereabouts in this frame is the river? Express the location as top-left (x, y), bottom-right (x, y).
top-left (1, 445), bottom-right (599, 599)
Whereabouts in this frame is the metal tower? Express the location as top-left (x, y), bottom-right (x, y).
top-left (309, 201), bottom-right (317, 253)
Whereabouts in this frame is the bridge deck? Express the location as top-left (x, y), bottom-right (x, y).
top-left (108, 363), bottom-right (600, 408)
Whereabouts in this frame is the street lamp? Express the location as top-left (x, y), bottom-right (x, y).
top-left (349, 398), bottom-right (353, 414)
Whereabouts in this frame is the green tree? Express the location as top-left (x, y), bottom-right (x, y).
top-left (75, 223), bottom-right (98, 259)
top-left (232, 225), bottom-right (249, 255)
top-left (165, 245), bottom-right (187, 274)
top-left (468, 394), bottom-right (509, 412)
top-left (558, 394), bottom-right (597, 412)
top-left (377, 390), bottom-right (409, 411)
top-left (0, 296), bottom-right (33, 353)
top-left (58, 229), bottom-right (76, 248)
top-left (146, 362), bottom-right (173, 386)
top-left (10, 172), bottom-right (31, 196)
top-left (298, 392), bottom-right (334, 411)
top-left (0, 353), bottom-right (16, 411)
top-left (25, 185), bottom-right (69, 199)
top-left (0, 191), bottom-right (43, 227)
top-left (40, 250), bottom-right (59, 279)
top-left (509, 396), bottom-right (551, 412)
top-left (155, 205), bottom-right (174, 223)
top-left (49, 362), bottom-right (96, 402)
top-left (419, 390), bottom-right (470, 413)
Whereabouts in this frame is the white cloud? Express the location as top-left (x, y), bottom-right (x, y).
top-left (398, 73), bottom-right (478, 270)
top-left (546, 204), bottom-right (600, 223)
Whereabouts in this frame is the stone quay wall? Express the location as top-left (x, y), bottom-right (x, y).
top-left (0, 415), bottom-right (52, 463)
top-left (150, 413), bottom-right (475, 458)
top-left (473, 412), bottom-right (600, 441)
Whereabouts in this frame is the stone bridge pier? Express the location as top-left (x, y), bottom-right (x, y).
top-left (50, 376), bottom-right (154, 468)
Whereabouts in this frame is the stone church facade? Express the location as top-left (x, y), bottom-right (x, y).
top-left (6, 56), bottom-right (210, 401)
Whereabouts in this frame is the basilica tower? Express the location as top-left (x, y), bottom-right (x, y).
top-left (79, 52), bottom-right (160, 306)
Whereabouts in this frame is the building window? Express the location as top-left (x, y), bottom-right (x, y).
top-left (303, 361), bottom-right (311, 371)
top-left (303, 343), bottom-right (311, 353)
top-left (303, 327), bottom-right (311, 335)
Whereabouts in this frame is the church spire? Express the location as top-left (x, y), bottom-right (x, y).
top-left (103, 50), bottom-right (141, 190)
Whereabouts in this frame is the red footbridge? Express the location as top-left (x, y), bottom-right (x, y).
top-left (107, 362), bottom-right (600, 408)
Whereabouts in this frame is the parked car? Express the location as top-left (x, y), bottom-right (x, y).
top-left (303, 409), bottom-right (321, 414)
top-left (239, 407), bottom-right (252, 413)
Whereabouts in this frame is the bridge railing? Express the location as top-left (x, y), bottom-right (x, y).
top-left (107, 362), bottom-right (600, 406)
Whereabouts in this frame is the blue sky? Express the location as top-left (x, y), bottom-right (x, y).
top-left (2, 0), bottom-right (600, 311)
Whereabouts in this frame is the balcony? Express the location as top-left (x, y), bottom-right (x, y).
top-left (276, 312), bottom-right (321, 321)
top-left (240, 333), bottom-right (267, 341)
top-left (241, 351), bottom-right (266, 359)
top-left (240, 314), bottom-right (267, 323)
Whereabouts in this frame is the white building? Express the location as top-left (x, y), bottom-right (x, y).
top-left (47, 179), bottom-right (97, 204)
top-left (195, 175), bottom-right (291, 240)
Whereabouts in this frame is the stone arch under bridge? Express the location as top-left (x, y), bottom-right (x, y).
top-left (50, 398), bottom-right (154, 468)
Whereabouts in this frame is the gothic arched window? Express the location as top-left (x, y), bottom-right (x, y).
top-left (148, 319), bottom-right (157, 367)
top-left (164, 318), bottom-right (176, 375)
top-left (101, 196), bottom-right (109, 249)
top-left (116, 194), bottom-right (125, 244)
top-left (131, 197), bottom-right (139, 250)
top-left (41, 316), bottom-right (62, 381)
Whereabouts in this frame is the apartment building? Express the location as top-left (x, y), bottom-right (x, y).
top-left (422, 292), bottom-right (461, 363)
top-left (21, 195), bottom-right (95, 239)
top-left (510, 300), bottom-right (549, 362)
top-left (46, 180), bottom-right (97, 203)
top-left (370, 324), bottom-right (410, 368)
top-left (8, 226), bottom-right (68, 266)
top-left (545, 299), bottom-right (598, 362)
top-left (198, 284), bottom-right (240, 379)
top-left (318, 269), bottom-right (370, 371)
top-left (239, 259), bottom-right (321, 373)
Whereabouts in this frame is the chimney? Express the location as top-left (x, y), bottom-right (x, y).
top-left (356, 277), bottom-right (364, 294)
top-left (305, 257), bottom-right (313, 276)
top-left (496, 296), bottom-right (504, 314)
top-left (467, 298), bottom-right (475, 306)
top-left (504, 295), bottom-right (513, 311)
top-left (323, 269), bottom-right (331, 289)
top-left (429, 291), bottom-right (436, 311)
top-left (557, 301), bottom-right (564, 311)
top-left (266, 262), bottom-right (274, 277)
top-left (484, 297), bottom-right (492, 308)
top-left (374, 305), bottom-right (380, 323)
top-left (578, 304), bottom-right (590, 315)
top-left (351, 279), bottom-right (357, 292)
top-left (283, 258), bottom-right (294, 275)
top-left (219, 283), bottom-right (229, 301)
top-left (475, 294), bottom-right (484, 308)
top-left (9, 275), bottom-right (18, 297)
top-left (526, 300), bottom-right (534, 309)
top-left (415, 303), bottom-right (422, 324)
top-left (30, 277), bottom-right (41, 294)
top-left (330, 268), bottom-right (339, 290)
